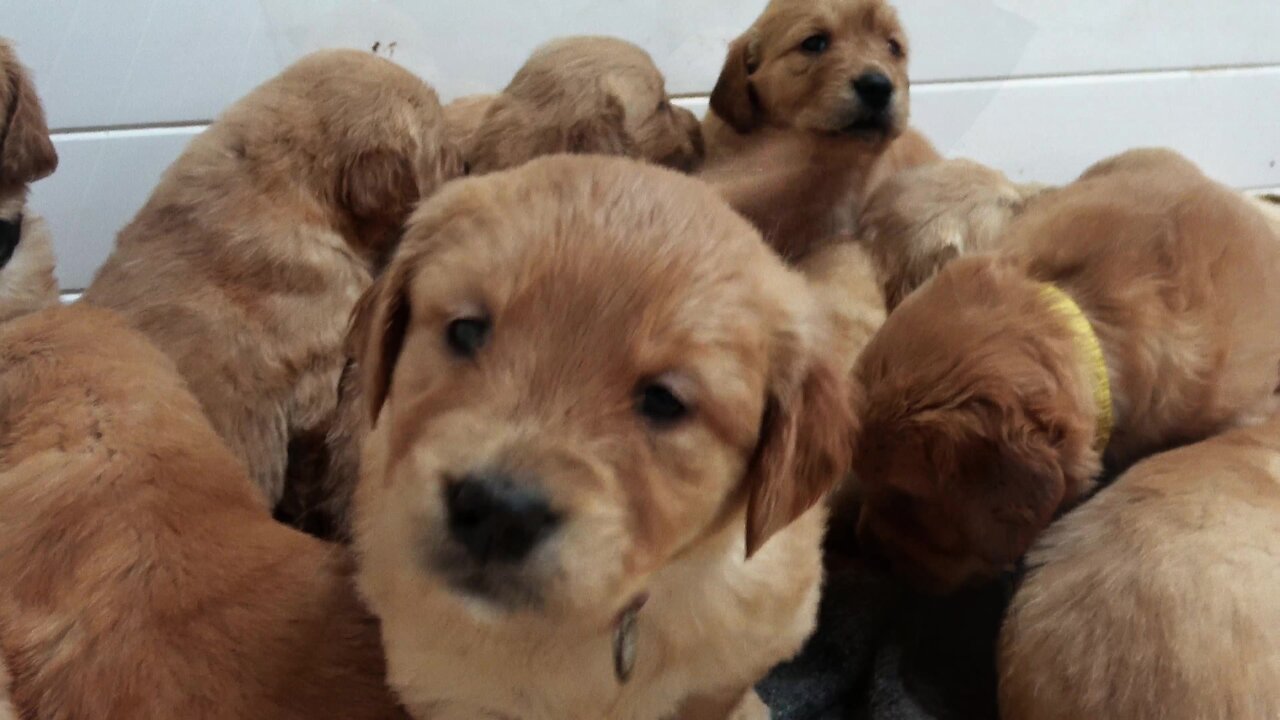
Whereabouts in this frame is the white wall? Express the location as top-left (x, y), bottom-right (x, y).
top-left (5, 0), bottom-right (1279, 290)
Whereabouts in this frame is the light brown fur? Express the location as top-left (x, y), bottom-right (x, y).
top-left (442, 93), bottom-right (495, 165)
top-left (349, 155), bottom-right (855, 719)
top-left (858, 158), bottom-right (1051, 310)
top-left (853, 148), bottom-right (1280, 592)
top-left (81, 50), bottom-right (462, 508)
top-left (700, 0), bottom-right (940, 261)
top-left (0, 305), bottom-right (405, 719)
top-left (1000, 416), bottom-right (1280, 720)
top-left (466, 37), bottom-right (703, 175)
top-left (0, 40), bottom-right (59, 322)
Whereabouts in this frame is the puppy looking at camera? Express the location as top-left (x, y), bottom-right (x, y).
top-left (82, 50), bottom-right (462, 509)
top-left (350, 155), bottom-right (854, 719)
top-left (853, 149), bottom-right (1280, 593)
top-left (1000, 414), bottom-right (1280, 720)
top-left (0, 40), bottom-right (59, 322)
top-left (858, 159), bottom-right (1051, 311)
top-left (465, 36), bottom-right (704, 175)
top-left (700, 0), bottom-right (940, 261)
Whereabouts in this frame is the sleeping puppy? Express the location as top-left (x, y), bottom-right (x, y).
top-left (0, 305), bottom-right (405, 719)
top-left (0, 40), bottom-right (59, 322)
top-left (700, 0), bottom-right (940, 261)
top-left (858, 159), bottom-right (1050, 311)
top-left (465, 37), bottom-right (703, 175)
top-left (852, 148), bottom-right (1280, 593)
top-left (81, 49), bottom-right (462, 509)
top-left (1000, 415), bottom-right (1280, 720)
top-left (349, 155), bottom-right (854, 719)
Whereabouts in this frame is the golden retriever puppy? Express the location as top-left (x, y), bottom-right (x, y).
top-left (349, 155), bottom-right (854, 719)
top-left (852, 148), bottom-right (1280, 593)
top-left (81, 49), bottom-right (462, 508)
top-left (700, 0), bottom-right (940, 261)
top-left (0, 305), bottom-right (405, 719)
top-left (1000, 416), bottom-right (1280, 720)
top-left (0, 40), bottom-right (59, 322)
top-left (466, 36), bottom-right (704, 175)
top-left (442, 93), bottom-right (495, 165)
top-left (858, 158), bottom-right (1051, 311)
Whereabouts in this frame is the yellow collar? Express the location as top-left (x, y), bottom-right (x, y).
top-left (1038, 284), bottom-right (1113, 451)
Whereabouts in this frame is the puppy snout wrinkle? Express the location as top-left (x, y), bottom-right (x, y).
top-left (444, 472), bottom-right (560, 564)
top-left (853, 72), bottom-right (895, 111)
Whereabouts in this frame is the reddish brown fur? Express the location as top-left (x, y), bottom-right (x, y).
top-left (0, 305), bottom-right (405, 719)
top-left (700, 0), bottom-right (940, 261)
top-left (853, 148), bottom-right (1280, 592)
top-left (349, 156), bottom-right (853, 719)
top-left (80, 50), bottom-right (462, 509)
top-left (1001, 416), bottom-right (1280, 719)
top-left (0, 40), bottom-right (59, 323)
top-left (466, 37), bottom-right (703, 175)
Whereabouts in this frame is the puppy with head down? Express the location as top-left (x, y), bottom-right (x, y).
top-left (858, 159), bottom-right (1050, 311)
top-left (465, 37), bottom-right (704, 175)
top-left (0, 40), bottom-right (59, 323)
top-left (852, 149), bottom-right (1280, 594)
top-left (1000, 415), bottom-right (1280, 720)
top-left (82, 50), bottom-right (462, 509)
top-left (350, 155), bottom-right (854, 719)
top-left (0, 305), bottom-right (405, 719)
top-left (700, 0), bottom-right (940, 261)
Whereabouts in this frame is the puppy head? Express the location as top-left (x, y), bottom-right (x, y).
top-left (851, 256), bottom-right (1100, 593)
top-left (225, 50), bottom-right (463, 255)
top-left (349, 155), bottom-right (852, 623)
top-left (0, 41), bottom-right (58, 191)
top-left (859, 159), bottom-right (1039, 310)
top-left (710, 0), bottom-right (910, 141)
top-left (467, 37), bottom-right (704, 175)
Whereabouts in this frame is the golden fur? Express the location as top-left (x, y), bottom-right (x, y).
top-left (852, 149), bottom-right (1280, 592)
top-left (0, 40), bottom-right (59, 322)
top-left (349, 155), bottom-right (854, 719)
top-left (858, 158), bottom-right (1050, 310)
top-left (1000, 416), bottom-right (1280, 720)
top-left (466, 37), bottom-right (703, 175)
top-left (81, 50), bottom-right (461, 508)
top-left (700, 0), bottom-right (940, 261)
top-left (0, 305), bottom-right (405, 719)
top-left (0, 655), bottom-right (12, 720)
top-left (442, 93), bottom-right (495, 167)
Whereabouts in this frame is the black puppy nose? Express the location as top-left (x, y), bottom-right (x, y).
top-left (444, 472), bottom-right (560, 564)
top-left (853, 72), bottom-right (895, 111)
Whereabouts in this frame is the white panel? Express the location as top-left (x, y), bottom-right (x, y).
top-left (30, 68), bottom-right (1280, 291)
top-left (5, 0), bottom-right (1280, 129)
top-left (27, 127), bottom-right (202, 290)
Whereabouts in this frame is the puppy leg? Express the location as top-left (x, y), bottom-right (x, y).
top-left (677, 687), bottom-right (770, 720)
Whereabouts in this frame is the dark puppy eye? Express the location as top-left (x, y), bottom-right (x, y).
top-left (800, 33), bottom-right (830, 54)
top-left (887, 38), bottom-right (904, 58)
top-left (446, 316), bottom-right (490, 358)
top-left (636, 381), bottom-right (689, 426)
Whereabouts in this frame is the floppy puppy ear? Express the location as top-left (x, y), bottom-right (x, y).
top-left (342, 148), bottom-right (420, 223)
top-left (0, 45), bottom-right (58, 185)
top-left (565, 94), bottom-right (636, 157)
top-left (346, 258), bottom-right (415, 425)
top-left (745, 332), bottom-right (857, 558)
top-left (709, 32), bottom-right (763, 134)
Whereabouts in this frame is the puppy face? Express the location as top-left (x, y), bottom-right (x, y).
top-left (0, 41), bottom-right (58, 190)
top-left (351, 156), bottom-right (851, 622)
top-left (859, 159), bottom-right (1043, 310)
top-left (467, 37), bottom-right (704, 175)
top-left (851, 257), bottom-right (1098, 593)
top-left (711, 0), bottom-right (910, 141)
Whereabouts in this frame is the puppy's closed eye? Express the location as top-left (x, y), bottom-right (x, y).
top-left (887, 38), bottom-right (905, 59)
